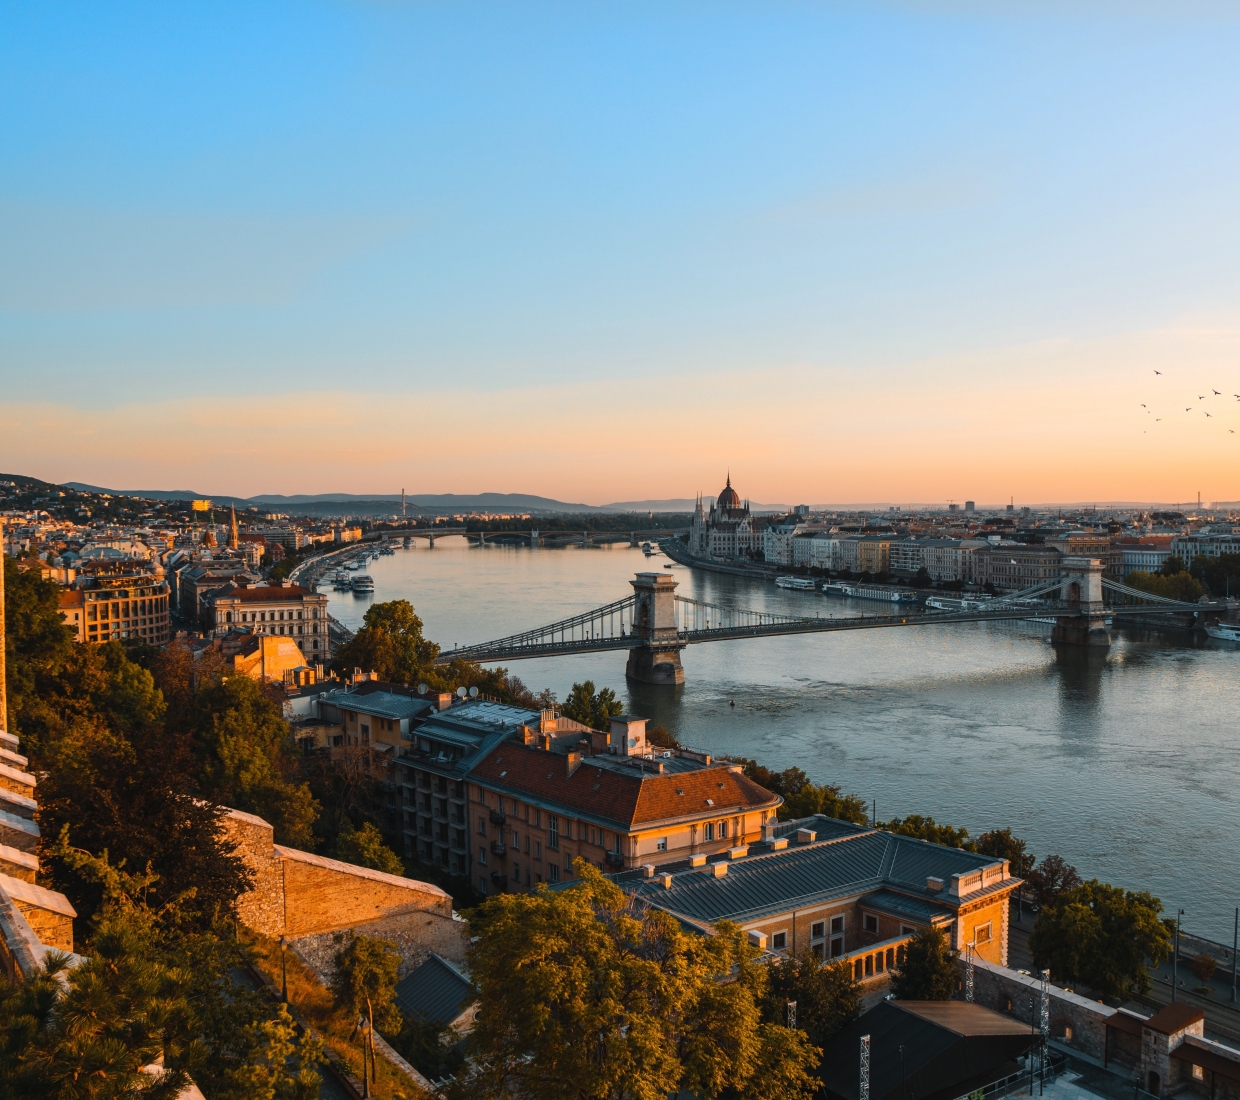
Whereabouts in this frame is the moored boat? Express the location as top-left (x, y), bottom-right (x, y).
top-left (775, 576), bottom-right (817, 590)
top-left (1204, 621), bottom-right (1240, 642)
top-left (351, 574), bottom-right (375, 593)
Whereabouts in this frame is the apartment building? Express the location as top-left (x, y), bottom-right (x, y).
top-left (58, 568), bottom-right (172, 644)
top-left (207, 580), bottom-right (332, 659)
top-left (973, 544), bottom-right (1062, 591)
top-left (396, 700), bottom-right (781, 896)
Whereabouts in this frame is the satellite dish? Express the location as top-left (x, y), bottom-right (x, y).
top-left (456, 686), bottom-right (467, 698)
top-left (468, 686), bottom-right (479, 698)
top-left (417, 683), bottom-right (428, 695)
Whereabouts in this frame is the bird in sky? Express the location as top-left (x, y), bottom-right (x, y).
top-left (1205, 412), bottom-right (1212, 418)
top-left (1154, 370), bottom-right (1162, 375)
top-left (1141, 403), bottom-right (1146, 407)
top-left (1198, 395), bottom-right (1206, 400)
top-left (1186, 407), bottom-right (1193, 411)
top-left (1231, 430), bottom-right (1236, 434)
top-left (1213, 389), bottom-right (1221, 395)
top-left (1156, 418), bottom-right (1162, 421)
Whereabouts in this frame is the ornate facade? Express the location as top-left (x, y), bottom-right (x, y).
top-left (689, 475), bottom-right (760, 559)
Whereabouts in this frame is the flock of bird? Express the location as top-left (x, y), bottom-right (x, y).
top-left (1141, 369), bottom-right (1238, 435)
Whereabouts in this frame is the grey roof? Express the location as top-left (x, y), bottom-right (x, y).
top-left (324, 689), bottom-right (434, 722)
top-left (394, 954), bottom-right (474, 1026)
top-left (622, 823), bottom-right (1014, 925)
top-left (419, 700), bottom-right (540, 738)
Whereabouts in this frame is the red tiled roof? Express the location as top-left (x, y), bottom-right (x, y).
top-left (214, 584), bottom-right (312, 602)
top-left (470, 745), bottom-right (780, 829)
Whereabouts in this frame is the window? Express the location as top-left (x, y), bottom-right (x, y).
top-left (478, 847), bottom-right (487, 865)
top-left (863, 913), bottom-right (879, 934)
top-left (656, 837), bottom-right (668, 852)
top-left (703, 823), bottom-right (714, 842)
top-left (479, 878), bottom-right (488, 895)
top-left (974, 922), bottom-right (992, 945)
top-left (772, 932), bottom-right (787, 951)
top-left (720, 821), bottom-right (728, 838)
top-left (478, 817), bottom-right (487, 836)
top-left (512, 862), bottom-right (519, 880)
top-left (811, 921), bottom-right (825, 940)
top-left (1192, 1065), bottom-right (1204, 1082)
top-left (534, 842), bottom-right (541, 860)
top-left (548, 815), bottom-right (559, 850)
top-left (831, 916), bottom-right (845, 935)
top-left (549, 864), bottom-right (560, 884)
top-left (901, 925), bottom-right (916, 936)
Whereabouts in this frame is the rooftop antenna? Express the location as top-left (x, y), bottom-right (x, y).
top-left (402, 488), bottom-right (406, 517)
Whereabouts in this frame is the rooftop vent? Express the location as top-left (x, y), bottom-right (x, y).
top-left (641, 864), bottom-right (656, 879)
top-left (727, 846), bottom-right (749, 860)
top-left (795, 828), bottom-right (817, 844)
top-left (688, 854), bottom-right (707, 868)
top-left (748, 930), bottom-right (768, 950)
top-left (709, 862), bottom-right (728, 879)
top-left (657, 873), bottom-right (674, 889)
top-left (927, 876), bottom-right (945, 892)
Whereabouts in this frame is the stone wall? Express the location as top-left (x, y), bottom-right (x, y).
top-left (222, 807), bottom-right (454, 940)
top-left (966, 957), bottom-right (1114, 1064)
top-left (290, 910), bottom-right (469, 986)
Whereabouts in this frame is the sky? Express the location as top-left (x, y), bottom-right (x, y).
top-left (3, 1), bottom-right (1240, 506)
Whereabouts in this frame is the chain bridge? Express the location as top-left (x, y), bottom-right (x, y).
top-left (436, 553), bottom-right (1211, 685)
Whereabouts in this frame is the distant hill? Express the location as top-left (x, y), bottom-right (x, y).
top-left (64, 483), bottom-right (610, 515)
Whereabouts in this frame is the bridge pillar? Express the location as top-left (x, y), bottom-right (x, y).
top-left (583, 530), bottom-right (590, 547)
top-left (427, 534), bottom-right (435, 549)
top-left (626, 572), bottom-right (685, 685)
top-left (630, 531), bottom-right (637, 548)
top-left (1052, 557), bottom-right (1110, 648)
top-left (530, 529), bottom-right (539, 548)
top-left (479, 531), bottom-right (486, 546)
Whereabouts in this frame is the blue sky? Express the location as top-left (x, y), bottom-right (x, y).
top-left (3, 2), bottom-right (1240, 503)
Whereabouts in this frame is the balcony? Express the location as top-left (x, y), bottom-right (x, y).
top-left (491, 840), bottom-right (507, 857)
top-left (489, 872), bottom-right (508, 889)
top-left (488, 807), bottom-right (506, 826)
top-left (604, 850), bottom-right (625, 868)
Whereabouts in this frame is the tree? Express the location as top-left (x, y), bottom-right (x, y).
top-left (763, 953), bottom-right (860, 1049)
top-left (333, 934), bottom-right (403, 1089)
top-left (332, 599), bottom-right (440, 684)
top-left (461, 860), bottom-right (820, 1100)
top-left (734, 760), bottom-right (868, 825)
top-left (191, 675), bottom-right (320, 848)
top-left (0, 846), bottom-right (321, 1100)
top-left (561, 680), bottom-right (624, 731)
top-left (2, 554), bottom-right (76, 743)
top-left (879, 814), bottom-right (972, 850)
top-left (1191, 952), bottom-right (1217, 984)
top-left (1189, 552), bottom-right (1240, 598)
top-left (1126, 568), bottom-right (1204, 602)
top-left (974, 828), bottom-right (1035, 878)
top-left (891, 926), bottom-right (957, 1000)
top-left (1026, 854), bottom-right (1082, 907)
top-left (335, 821), bottom-right (404, 876)
top-left (646, 724), bottom-right (681, 750)
top-left (1029, 880), bottom-right (1172, 996)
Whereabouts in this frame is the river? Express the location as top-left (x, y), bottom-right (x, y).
top-left (324, 540), bottom-right (1240, 943)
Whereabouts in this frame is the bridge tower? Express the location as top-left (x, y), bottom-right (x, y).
top-left (1051, 557), bottom-right (1110, 647)
top-left (625, 572), bottom-right (685, 685)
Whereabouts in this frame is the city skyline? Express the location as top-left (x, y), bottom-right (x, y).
top-left (4, 3), bottom-right (1240, 502)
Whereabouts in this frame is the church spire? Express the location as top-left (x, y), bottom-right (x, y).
top-left (229, 504), bottom-right (239, 549)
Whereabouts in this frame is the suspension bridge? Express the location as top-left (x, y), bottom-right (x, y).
top-left (437, 552), bottom-right (1215, 685)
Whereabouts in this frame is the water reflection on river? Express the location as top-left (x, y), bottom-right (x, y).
top-left (326, 541), bottom-right (1240, 940)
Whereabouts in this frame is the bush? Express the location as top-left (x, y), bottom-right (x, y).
top-left (1191, 951), bottom-right (1217, 983)
top-left (891, 926), bottom-right (957, 1000)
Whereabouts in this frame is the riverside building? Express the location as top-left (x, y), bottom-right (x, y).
top-left (58, 567), bottom-right (172, 644)
top-left (207, 580), bottom-right (332, 659)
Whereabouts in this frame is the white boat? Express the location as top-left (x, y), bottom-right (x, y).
top-left (346, 560), bottom-right (361, 571)
top-left (351, 574), bottom-right (375, 593)
top-left (775, 576), bottom-right (817, 591)
top-left (827, 583), bottom-right (919, 603)
top-left (1204, 622), bottom-right (1240, 642)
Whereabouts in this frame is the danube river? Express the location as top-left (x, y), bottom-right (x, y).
top-left (325, 541), bottom-right (1240, 941)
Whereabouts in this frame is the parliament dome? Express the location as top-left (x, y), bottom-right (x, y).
top-left (717, 476), bottom-right (740, 510)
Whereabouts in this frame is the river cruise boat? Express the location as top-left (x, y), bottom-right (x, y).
top-left (1204, 621), bottom-right (1240, 642)
top-left (825, 583), bottom-right (918, 603)
top-left (641, 542), bottom-right (654, 555)
top-left (926, 595), bottom-right (992, 612)
top-left (775, 576), bottom-right (817, 591)
top-left (351, 574), bottom-right (375, 593)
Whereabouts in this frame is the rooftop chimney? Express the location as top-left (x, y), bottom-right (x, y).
top-left (608, 715), bottom-right (648, 757)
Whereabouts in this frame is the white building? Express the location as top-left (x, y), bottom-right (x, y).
top-left (689, 477), bottom-right (761, 560)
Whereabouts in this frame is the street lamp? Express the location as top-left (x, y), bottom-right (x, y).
top-left (279, 935), bottom-right (288, 1003)
top-left (1172, 909), bottom-right (1184, 1003)
top-left (358, 1015), bottom-right (371, 1098)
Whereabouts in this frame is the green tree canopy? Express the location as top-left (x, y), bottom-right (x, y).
top-left (0, 846), bottom-right (321, 1100)
top-left (879, 814), bottom-right (972, 850)
top-left (1126, 568), bottom-right (1204, 601)
top-left (1030, 880), bottom-right (1172, 996)
top-left (974, 828), bottom-right (1035, 878)
top-left (334, 821), bottom-right (404, 876)
top-left (332, 599), bottom-right (440, 684)
top-left (763, 953), bottom-right (860, 1050)
top-left (890, 926), bottom-right (957, 1000)
top-left (1025, 853), bottom-right (1082, 907)
top-left (190, 674), bottom-right (319, 848)
top-left (561, 680), bottom-right (624, 731)
top-left (1189, 552), bottom-right (1240, 598)
top-left (734, 760), bottom-right (868, 825)
top-left (462, 860), bottom-right (820, 1100)
top-left (332, 934), bottom-right (403, 1034)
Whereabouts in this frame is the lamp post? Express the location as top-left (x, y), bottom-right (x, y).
top-left (279, 935), bottom-right (288, 1003)
top-left (899, 1044), bottom-right (907, 1100)
top-left (1172, 909), bottom-right (1184, 1003)
top-left (358, 1015), bottom-right (371, 1098)
top-left (1232, 907), bottom-right (1238, 1004)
